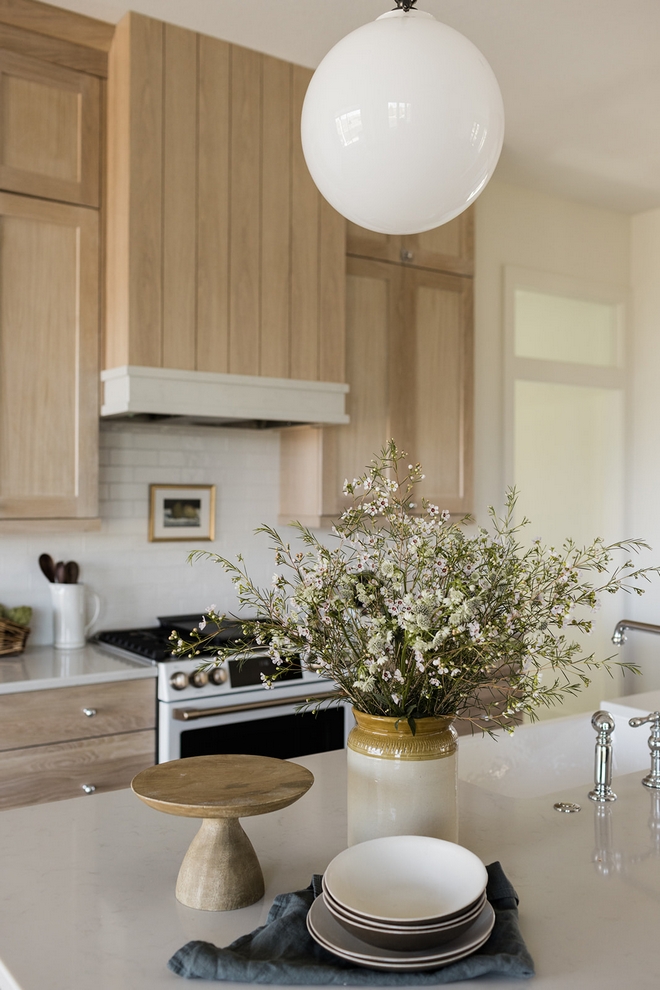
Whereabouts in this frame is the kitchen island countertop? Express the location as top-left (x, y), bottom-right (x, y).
top-left (0, 643), bottom-right (156, 695)
top-left (0, 705), bottom-right (659, 989)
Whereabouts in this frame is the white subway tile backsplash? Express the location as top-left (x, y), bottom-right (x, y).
top-left (108, 483), bottom-right (146, 501)
top-left (0, 422), bottom-right (324, 644)
top-left (110, 448), bottom-right (159, 467)
top-left (101, 501), bottom-right (139, 519)
top-left (130, 466), bottom-right (183, 484)
top-left (157, 450), bottom-right (187, 467)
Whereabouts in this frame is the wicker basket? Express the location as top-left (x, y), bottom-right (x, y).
top-left (0, 618), bottom-right (30, 656)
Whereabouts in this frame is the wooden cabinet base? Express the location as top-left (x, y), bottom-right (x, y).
top-left (0, 729), bottom-right (156, 810)
top-left (0, 678), bottom-right (156, 751)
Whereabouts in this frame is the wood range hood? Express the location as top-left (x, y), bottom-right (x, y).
top-left (101, 12), bottom-right (349, 432)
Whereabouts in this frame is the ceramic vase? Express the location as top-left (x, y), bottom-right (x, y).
top-left (347, 709), bottom-right (458, 846)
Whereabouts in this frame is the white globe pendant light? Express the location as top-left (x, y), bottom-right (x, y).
top-left (301, 1), bottom-right (505, 235)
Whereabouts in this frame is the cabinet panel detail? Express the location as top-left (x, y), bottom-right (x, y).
top-left (0, 678), bottom-right (156, 752)
top-left (392, 269), bottom-right (473, 510)
top-left (0, 0), bottom-right (115, 55)
top-left (260, 55), bottom-right (291, 379)
top-left (340, 261), bottom-right (394, 490)
top-left (0, 21), bottom-right (107, 77)
top-left (1, 216), bottom-right (77, 498)
top-left (290, 64), bottom-right (319, 381)
top-left (0, 729), bottom-right (156, 810)
top-left (319, 196), bottom-right (347, 384)
top-left (0, 192), bottom-right (98, 519)
top-left (0, 49), bottom-right (99, 205)
top-left (229, 44), bottom-right (262, 375)
top-left (129, 13), bottom-right (162, 367)
top-left (196, 32), bottom-right (230, 373)
top-left (5, 76), bottom-right (78, 178)
top-left (162, 23), bottom-right (197, 371)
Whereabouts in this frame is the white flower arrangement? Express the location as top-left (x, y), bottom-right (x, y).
top-left (174, 442), bottom-right (657, 732)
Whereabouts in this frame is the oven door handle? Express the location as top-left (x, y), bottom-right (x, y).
top-left (172, 689), bottom-right (344, 721)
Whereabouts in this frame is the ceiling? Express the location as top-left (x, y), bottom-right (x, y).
top-left (58, 0), bottom-right (660, 215)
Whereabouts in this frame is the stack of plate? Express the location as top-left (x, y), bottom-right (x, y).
top-left (307, 836), bottom-right (494, 971)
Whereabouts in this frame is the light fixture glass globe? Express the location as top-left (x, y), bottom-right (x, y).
top-left (301, 9), bottom-right (505, 235)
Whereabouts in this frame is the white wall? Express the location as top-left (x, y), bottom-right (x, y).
top-left (474, 180), bottom-right (638, 715)
top-left (0, 423), bottom-right (293, 644)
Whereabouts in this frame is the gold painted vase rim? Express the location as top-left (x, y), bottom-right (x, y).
top-left (352, 709), bottom-right (456, 736)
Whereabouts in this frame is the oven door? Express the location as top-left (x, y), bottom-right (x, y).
top-left (159, 693), bottom-right (353, 764)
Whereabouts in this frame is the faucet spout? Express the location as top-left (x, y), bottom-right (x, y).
top-left (612, 619), bottom-right (660, 647)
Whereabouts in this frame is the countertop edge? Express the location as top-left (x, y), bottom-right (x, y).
top-left (0, 665), bottom-right (156, 695)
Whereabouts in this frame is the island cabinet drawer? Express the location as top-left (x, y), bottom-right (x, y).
top-left (0, 729), bottom-right (156, 810)
top-left (0, 679), bottom-right (156, 752)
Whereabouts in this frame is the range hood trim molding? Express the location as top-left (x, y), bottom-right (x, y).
top-left (100, 366), bottom-right (350, 425)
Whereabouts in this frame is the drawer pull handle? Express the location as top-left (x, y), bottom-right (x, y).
top-left (81, 784), bottom-right (96, 795)
top-left (82, 708), bottom-right (97, 718)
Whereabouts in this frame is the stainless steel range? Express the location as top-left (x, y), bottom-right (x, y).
top-left (96, 615), bottom-right (350, 763)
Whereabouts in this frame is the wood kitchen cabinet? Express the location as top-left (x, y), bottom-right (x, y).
top-left (0, 1), bottom-right (109, 529)
top-left (105, 13), bottom-right (346, 383)
top-left (0, 192), bottom-right (99, 522)
top-left (280, 254), bottom-right (473, 525)
top-left (0, 48), bottom-right (100, 206)
top-left (0, 679), bottom-right (156, 810)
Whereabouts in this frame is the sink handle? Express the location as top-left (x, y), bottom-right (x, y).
top-left (629, 711), bottom-right (660, 790)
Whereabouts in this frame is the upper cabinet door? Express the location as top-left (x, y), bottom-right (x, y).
top-left (0, 192), bottom-right (99, 520)
top-left (391, 267), bottom-right (473, 514)
top-left (347, 208), bottom-right (474, 277)
top-left (0, 50), bottom-right (100, 207)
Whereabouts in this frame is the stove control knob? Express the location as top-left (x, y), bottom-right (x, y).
top-left (208, 666), bottom-right (228, 685)
top-left (189, 670), bottom-right (208, 688)
top-left (169, 671), bottom-right (189, 691)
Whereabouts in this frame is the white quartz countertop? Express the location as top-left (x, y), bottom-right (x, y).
top-left (0, 706), bottom-right (659, 989)
top-left (0, 643), bottom-right (156, 694)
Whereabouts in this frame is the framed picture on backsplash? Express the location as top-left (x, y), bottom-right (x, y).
top-left (149, 484), bottom-right (216, 542)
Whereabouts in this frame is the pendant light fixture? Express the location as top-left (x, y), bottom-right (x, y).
top-left (301, 1), bottom-right (504, 235)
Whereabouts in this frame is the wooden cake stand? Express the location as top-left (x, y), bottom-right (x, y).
top-left (131, 754), bottom-right (314, 912)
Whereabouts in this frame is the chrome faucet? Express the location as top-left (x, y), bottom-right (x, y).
top-left (628, 712), bottom-right (660, 789)
top-left (612, 619), bottom-right (660, 647)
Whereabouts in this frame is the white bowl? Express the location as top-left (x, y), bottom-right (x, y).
top-left (323, 891), bottom-right (487, 950)
top-left (323, 886), bottom-right (486, 932)
top-left (322, 879), bottom-right (486, 930)
top-left (324, 836), bottom-right (487, 925)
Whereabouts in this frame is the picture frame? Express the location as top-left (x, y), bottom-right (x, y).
top-left (148, 484), bottom-right (216, 542)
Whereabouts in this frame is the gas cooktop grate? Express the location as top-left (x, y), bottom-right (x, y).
top-left (96, 614), bottom-right (260, 663)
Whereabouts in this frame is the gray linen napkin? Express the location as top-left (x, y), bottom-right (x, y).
top-left (168, 862), bottom-right (535, 984)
